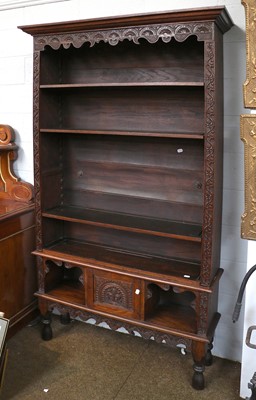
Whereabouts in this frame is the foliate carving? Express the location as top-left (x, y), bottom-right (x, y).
top-left (197, 292), bottom-right (209, 335)
top-left (37, 256), bottom-right (45, 292)
top-left (44, 301), bottom-right (192, 350)
top-left (201, 40), bottom-right (216, 286)
top-left (242, 0), bottom-right (256, 108)
top-left (33, 50), bottom-right (42, 250)
top-left (95, 276), bottom-right (133, 310)
top-left (34, 22), bottom-right (213, 51)
top-left (241, 115), bottom-right (256, 239)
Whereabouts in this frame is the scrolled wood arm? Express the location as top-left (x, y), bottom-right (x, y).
top-left (0, 124), bottom-right (33, 203)
top-left (0, 124), bottom-right (15, 146)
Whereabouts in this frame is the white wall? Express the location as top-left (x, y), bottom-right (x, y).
top-left (0, 0), bottom-right (250, 397)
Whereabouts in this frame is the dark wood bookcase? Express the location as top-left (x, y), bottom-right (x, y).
top-left (0, 124), bottom-right (37, 338)
top-left (19, 7), bottom-right (233, 389)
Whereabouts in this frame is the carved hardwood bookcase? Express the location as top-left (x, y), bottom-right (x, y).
top-left (19, 7), bottom-right (233, 389)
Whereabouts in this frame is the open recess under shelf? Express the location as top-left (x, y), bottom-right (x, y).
top-left (146, 304), bottom-right (197, 334)
top-left (45, 282), bottom-right (85, 306)
top-left (39, 86), bottom-right (205, 134)
top-left (42, 206), bottom-right (202, 242)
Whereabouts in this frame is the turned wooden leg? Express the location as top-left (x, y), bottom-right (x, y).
top-left (205, 338), bottom-right (213, 367)
top-left (38, 299), bottom-right (53, 341)
top-left (60, 312), bottom-right (71, 325)
top-left (41, 313), bottom-right (53, 341)
top-left (192, 341), bottom-right (206, 390)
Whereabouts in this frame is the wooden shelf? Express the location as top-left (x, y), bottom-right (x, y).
top-left (40, 128), bottom-right (204, 139)
top-left (44, 282), bottom-right (85, 306)
top-left (36, 239), bottom-right (201, 282)
top-left (40, 82), bottom-right (205, 88)
top-left (146, 305), bottom-right (197, 334)
top-left (42, 206), bottom-right (202, 242)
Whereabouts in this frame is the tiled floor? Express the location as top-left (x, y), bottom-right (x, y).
top-left (0, 316), bottom-right (241, 400)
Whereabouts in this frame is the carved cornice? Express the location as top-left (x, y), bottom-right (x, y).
top-left (242, 0), bottom-right (256, 108)
top-left (33, 22), bottom-right (213, 51)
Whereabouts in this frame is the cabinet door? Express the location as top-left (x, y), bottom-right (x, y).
top-left (87, 269), bottom-right (142, 319)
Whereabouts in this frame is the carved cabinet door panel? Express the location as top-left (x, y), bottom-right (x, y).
top-left (87, 269), bottom-right (142, 319)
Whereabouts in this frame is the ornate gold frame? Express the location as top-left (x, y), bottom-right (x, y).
top-left (241, 0), bottom-right (256, 239)
top-left (242, 0), bottom-right (256, 108)
top-left (241, 114), bottom-right (256, 239)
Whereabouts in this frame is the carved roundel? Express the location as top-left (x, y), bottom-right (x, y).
top-left (95, 278), bottom-right (133, 310)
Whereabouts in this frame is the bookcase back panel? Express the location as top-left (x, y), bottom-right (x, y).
top-left (40, 37), bottom-right (204, 85)
top-left (39, 87), bottom-right (204, 134)
top-left (61, 134), bottom-right (204, 215)
top-left (64, 190), bottom-right (203, 224)
top-left (41, 172), bottom-right (63, 210)
top-left (39, 133), bottom-right (204, 222)
top-left (63, 135), bottom-right (203, 170)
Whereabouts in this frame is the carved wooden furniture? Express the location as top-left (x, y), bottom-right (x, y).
top-left (19, 7), bottom-right (233, 389)
top-left (0, 124), bottom-right (37, 338)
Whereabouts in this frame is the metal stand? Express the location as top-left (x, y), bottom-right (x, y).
top-left (246, 373), bottom-right (256, 400)
top-left (233, 265), bottom-right (256, 400)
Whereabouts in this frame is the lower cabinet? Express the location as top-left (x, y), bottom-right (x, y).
top-left (36, 255), bottom-right (220, 390)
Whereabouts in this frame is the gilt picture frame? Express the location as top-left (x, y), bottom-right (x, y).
top-left (241, 0), bottom-right (256, 108)
top-left (241, 0), bottom-right (256, 239)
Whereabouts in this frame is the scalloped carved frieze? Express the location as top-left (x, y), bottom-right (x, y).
top-left (46, 301), bottom-right (192, 350)
top-left (34, 22), bottom-right (213, 51)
